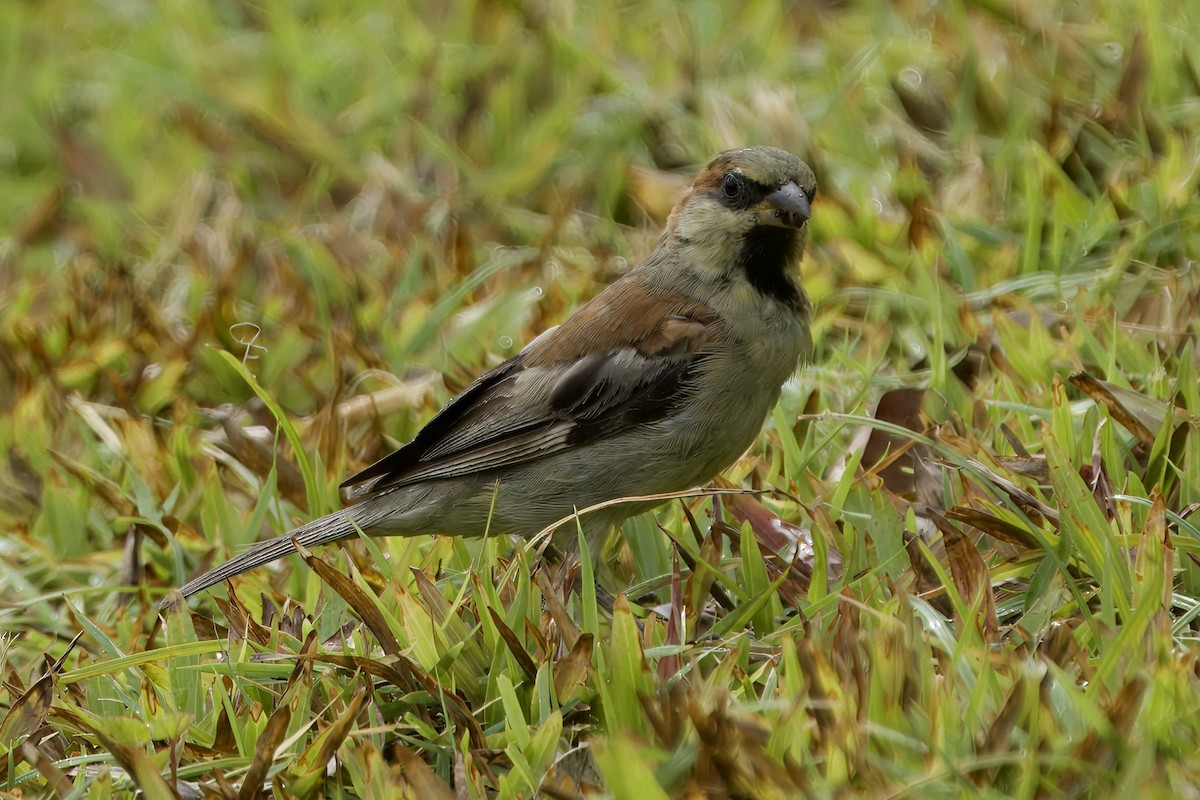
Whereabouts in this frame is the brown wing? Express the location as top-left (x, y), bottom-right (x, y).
top-left (340, 274), bottom-right (721, 501)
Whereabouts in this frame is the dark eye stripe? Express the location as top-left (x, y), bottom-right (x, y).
top-left (714, 173), bottom-right (773, 211)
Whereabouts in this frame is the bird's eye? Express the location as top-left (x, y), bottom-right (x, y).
top-left (722, 173), bottom-right (742, 199)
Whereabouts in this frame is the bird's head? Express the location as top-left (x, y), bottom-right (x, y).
top-left (660, 146), bottom-right (816, 309)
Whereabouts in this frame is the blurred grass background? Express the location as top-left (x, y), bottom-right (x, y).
top-left (2, 0), bottom-right (1199, 796)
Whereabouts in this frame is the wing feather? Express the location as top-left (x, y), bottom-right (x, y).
top-left (340, 274), bottom-right (721, 501)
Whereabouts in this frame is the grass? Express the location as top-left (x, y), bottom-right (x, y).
top-left (2, 0), bottom-right (1200, 796)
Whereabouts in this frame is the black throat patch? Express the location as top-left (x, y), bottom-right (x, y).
top-left (738, 226), bottom-right (802, 308)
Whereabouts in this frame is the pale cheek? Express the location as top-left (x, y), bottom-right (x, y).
top-left (675, 213), bottom-right (741, 258)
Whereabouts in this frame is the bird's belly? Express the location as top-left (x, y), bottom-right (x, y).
top-left (379, 325), bottom-right (806, 539)
top-left (531, 331), bottom-right (803, 504)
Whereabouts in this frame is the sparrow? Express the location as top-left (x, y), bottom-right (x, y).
top-left (177, 146), bottom-right (816, 599)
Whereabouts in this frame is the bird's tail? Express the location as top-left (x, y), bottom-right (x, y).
top-left (175, 507), bottom-right (364, 600)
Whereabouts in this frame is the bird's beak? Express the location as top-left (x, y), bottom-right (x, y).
top-left (759, 181), bottom-right (811, 229)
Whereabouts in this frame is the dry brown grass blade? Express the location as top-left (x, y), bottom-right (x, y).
top-left (211, 769), bottom-right (240, 799)
top-left (721, 490), bottom-right (808, 556)
top-left (289, 687), bottom-right (370, 789)
top-left (389, 743), bottom-right (456, 800)
top-left (635, 685), bottom-right (805, 796)
top-left (794, 635), bottom-right (836, 746)
top-left (0, 671), bottom-right (54, 749)
top-left (1069, 372), bottom-right (1157, 447)
top-left (540, 746), bottom-right (603, 800)
top-left (718, 495), bottom-right (822, 607)
top-left (636, 689), bottom-right (677, 752)
top-left (831, 590), bottom-right (869, 727)
top-left (530, 567), bottom-right (582, 650)
top-left (972, 675), bottom-right (1031, 786)
top-left (299, 542), bottom-right (401, 656)
top-left (944, 507), bottom-right (1040, 551)
top-left (684, 690), bottom-right (801, 797)
top-left (310, 653), bottom-right (417, 694)
top-left (19, 740), bottom-right (74, 795)
top-left (0, 630), bottom-right (80, 764)
top-left (861, 388), bottom-right (927, 497)
top-left (991, 454), bottom-right (1049, 482)
top-left (656, 553), bottom-right (683, 682)
top-left (552, 633), bottom-right (594, 704)
top-left (960, 458), bottom-right (1061, 524)
top-left (524, 616), bottom-right (552, 664)
top-left (929, 512), bottom-right (1000, 641)
top-left (1037, 621), bottom-right (1090, 676)
top-left (212, 596), bottom-right (273, 647)
top-left (238, 702), bottom-right (292, 800)
top-left (210, 704), bottom-right (240, 757)
top-left (903, 531), bottom-right (947, 603)
top-left (234, 632), bottom-right (318, 796)
top-left (487, 607), bottom-right (539, 681)
top-left (12, 186), bottom-right (66, 247)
